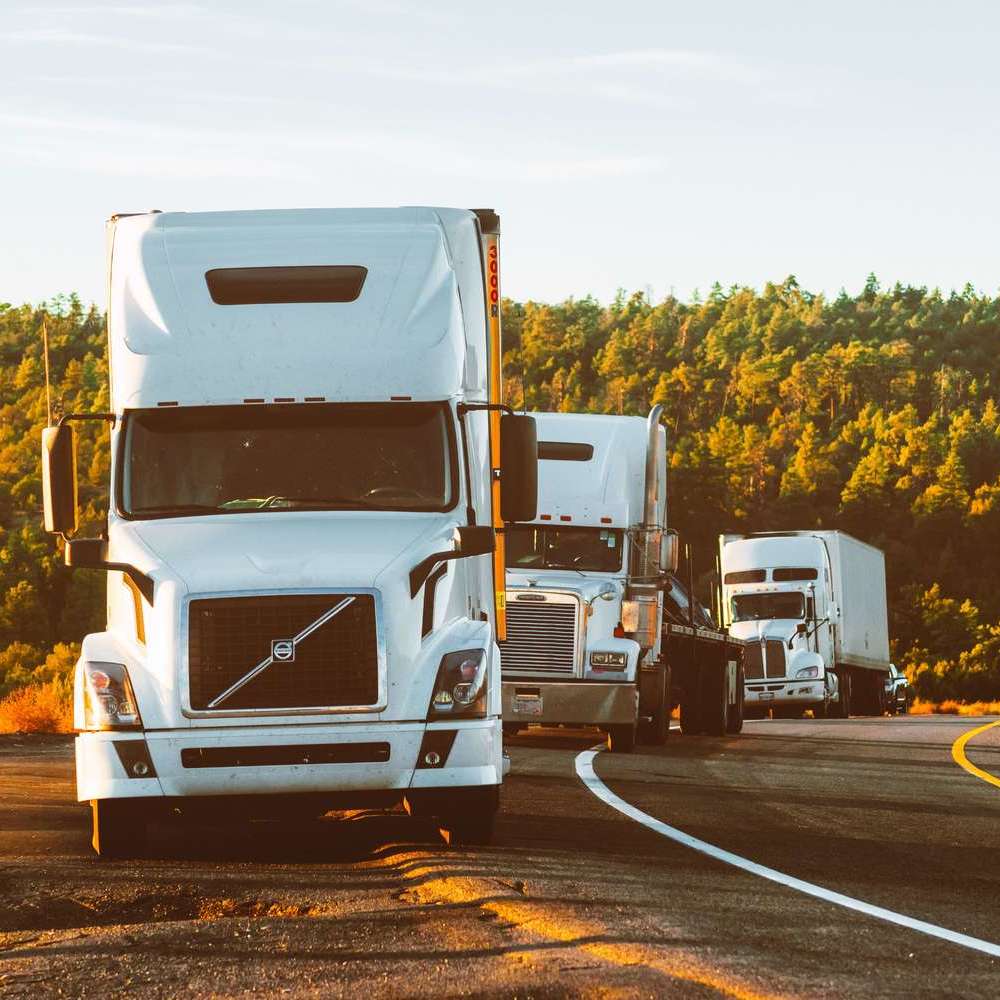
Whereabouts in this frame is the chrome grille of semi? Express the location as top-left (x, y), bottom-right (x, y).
top-left (745, 642), bottom-right (764, 680)
top-left (500, 594), bottom-right (580, 676)
top-left (765, 639), bottom-right (787, 678)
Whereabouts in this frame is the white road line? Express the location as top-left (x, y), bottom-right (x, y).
top-left (575, 748), bottom-right (1000, 959)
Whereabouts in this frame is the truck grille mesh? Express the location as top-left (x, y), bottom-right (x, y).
top-left (187, 594), bottom-right (378, 711)
top-left (765, 639), bottom-right (787, 678)
top-left (745, 642), bottom-right (764, 679)
top-left (500, 598), bottom-right (579, 676)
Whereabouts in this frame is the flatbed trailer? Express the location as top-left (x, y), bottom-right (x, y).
top-left (638, 622), bottom-right (748, 744)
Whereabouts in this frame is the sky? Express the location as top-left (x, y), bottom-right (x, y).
top-left (2, 0), bottom-right (999, 308)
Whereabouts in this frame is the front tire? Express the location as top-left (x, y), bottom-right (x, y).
top-left (409, 786), bottom-right (499, 847)
top-left (91, 798), bottom-right (148, 859)
top-left (702, 663), bottom-right (729, 737)
top-left (607, 722), bottom-right (636, 754)
top-left (830, 669), bottom-right (852, 718)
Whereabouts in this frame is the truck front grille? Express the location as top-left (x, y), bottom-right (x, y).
top-left (765, 639), bottom-right (787, 678)
top-left (745, 642), bottom-right (764, 679)
top-left (187, 594), bottom-right (379, 712)
top-left (500, 594), bottom-right (580, 676)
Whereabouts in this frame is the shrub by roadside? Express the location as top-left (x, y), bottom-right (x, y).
top-left (0, 678), bottom-right (73, 733)
top-left (909, 698), bottom-right (1000, 716)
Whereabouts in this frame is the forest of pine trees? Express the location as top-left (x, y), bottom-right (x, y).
top-left (2, 278), bottom-right (1000, 703)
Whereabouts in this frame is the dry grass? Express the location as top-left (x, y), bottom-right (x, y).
top-left (910, 698), bottom-right (1000, 716)
top-left (0, 680), bottom-right (73, 734)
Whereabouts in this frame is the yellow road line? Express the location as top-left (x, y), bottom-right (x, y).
top-left (951, 720), bottom-right (1000, 789)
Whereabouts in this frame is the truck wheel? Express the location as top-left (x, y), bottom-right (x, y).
top-left (702, 663), bottom-right (729, 737)
top-left (607, 723), bottom-right (636, 753)
top-left (434, 786), bottom-right (499, 847)
top-left (830, 670), bottom-right (851, 718)
top-left (638, 664), bottom-right (670, 746)
top-left (680, 689), bottom-right (703, 735)
top-left (91, 799), bottom-right (148, 859)
top-left (725, 664), bottom-right (745, 734)
top-left (502, 723), bottom-right (522, 738)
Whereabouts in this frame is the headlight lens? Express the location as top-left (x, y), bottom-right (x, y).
top-left (795, 665), bottom-right (820, 679)
top-left (428, 648), bottom-right (487, 718)
top-left (590, 651), bottom-right (628, 669)
top-left (82, 661), bottom-right (142, 730)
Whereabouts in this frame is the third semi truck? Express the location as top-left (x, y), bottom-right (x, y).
top-left (719, 531), bottom-right (890, 718)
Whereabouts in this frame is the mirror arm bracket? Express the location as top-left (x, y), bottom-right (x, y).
top-left (57, 412), bottom-right (116, 427)
top-left (457, 402), bottom-right (515, 417)
top-left (65, 539), bottom-right (155, 604)
top-left (410, 550), bottom-right (462, 599)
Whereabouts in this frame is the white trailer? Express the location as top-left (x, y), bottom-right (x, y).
top-left (719, 531), bottom-right (890, 718)
top-left (501, 408), bottom-right (746, 751)
top-left (40, 207), bottom-right (539, 855)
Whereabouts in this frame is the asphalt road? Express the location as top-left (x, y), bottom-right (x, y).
top-left (1, 716), bottom-right (998, 999)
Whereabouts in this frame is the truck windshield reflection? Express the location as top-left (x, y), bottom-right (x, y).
top-left (122, 402), bottom-right (454, 517)
top-left (731, 592), bottom-right (806, 621)
top-left (505, 526), bottom-right (623, 572)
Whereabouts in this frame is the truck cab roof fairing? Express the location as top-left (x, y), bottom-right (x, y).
top-left (107, 208), bottom-right (489, 409)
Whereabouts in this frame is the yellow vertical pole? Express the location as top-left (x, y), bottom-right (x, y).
top-left (482, 230), bottom-right (506, 640)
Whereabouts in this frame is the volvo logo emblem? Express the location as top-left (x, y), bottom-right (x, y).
top-left (271, 639), bottom-right (295, 662)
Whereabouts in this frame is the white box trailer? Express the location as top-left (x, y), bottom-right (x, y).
top-left (719, 530), bottom-right (890, 718)
top-left (40, 207), bottom-right (540, 856)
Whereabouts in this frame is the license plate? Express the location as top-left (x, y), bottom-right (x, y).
top-left (513, 696), bottom-right (543, 716)
top-left (759, 692), bottom-right (774, 701)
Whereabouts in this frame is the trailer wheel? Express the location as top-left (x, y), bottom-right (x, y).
top-left (679, 689), bottom-right (703, 735)
top-left (725, 664), bottom-right (745, 734)
top-left (607, 723), bottom-right (636, 753)
top-left (830, 669), bottom-right (851, 718)
top-left (91, 799), bottom-right (148, 859)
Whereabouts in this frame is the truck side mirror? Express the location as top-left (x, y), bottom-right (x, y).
top-left (41, 425), bottom-right (78, 535)
top-left (660, 529), bottom-right (679, 574)
top-left (499, 413), bottom-right (537, 523)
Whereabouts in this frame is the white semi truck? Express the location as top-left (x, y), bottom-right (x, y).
top-left (40, 207), bottom-right (539, 856)
top-left (719, 531), bottom-right (890, 718)
top-left (500, 408), bottom-right (746, 751)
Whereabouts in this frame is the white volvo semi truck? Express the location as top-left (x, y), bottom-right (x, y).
top-left (500, 408), bottom-right (746, 751)
top-left (719, 531), bottom-right (890, 718)
top-left (41, 207), bottom-right (538, 856)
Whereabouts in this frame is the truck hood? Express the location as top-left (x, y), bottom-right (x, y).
top-left (125, 512), bottom-right (448, 595)
top-left (729, 618), bottom-right (798, 643)
top-left (506, 570), bottom-right (624, 604)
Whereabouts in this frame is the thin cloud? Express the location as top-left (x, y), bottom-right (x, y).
top-left (4, 27), bottom-right (214, 55)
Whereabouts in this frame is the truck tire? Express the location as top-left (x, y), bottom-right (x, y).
top-left (607, 723), bottom-right (637, 754)
top-left (91, 798), bottom-right (148, 859)
top-left (725, 664), bottom-right (745, 734)
top-left (830, 669), bottom-right (851, 718)
top-left (638, 664), bottom-right (670, 746)
top-left (425, 786), bottom-right (499, 847)
top-left (502, 723), bottom-right (522, 738)
top-left (702, 663), bottom-right (729, 737)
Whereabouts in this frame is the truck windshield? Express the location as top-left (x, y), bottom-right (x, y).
top-left (120, 402), bottom-right (455, 517)
top-left (731, 592), bottom-right (805, 621)
top-left (505, 526), bottom-right (623, 572)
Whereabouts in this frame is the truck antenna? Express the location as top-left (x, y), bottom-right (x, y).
top-left (42, 317), bottom-right (53, 426)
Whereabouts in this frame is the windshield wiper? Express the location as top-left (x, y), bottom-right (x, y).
top-left (131, 504), bottom-right (221, 516)
top-left (256, 495), bottom-right (393, 510)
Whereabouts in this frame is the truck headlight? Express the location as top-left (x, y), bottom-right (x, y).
top-left (590, 651), bottom-right (628, 669)
top-left (82, 661), bottom-right (142, 730)
top-left (428, 649), bottom-right (487, 718)
top-left (795, 665), bottom-right (820, 679)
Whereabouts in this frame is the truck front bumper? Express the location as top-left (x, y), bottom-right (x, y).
top-left (745, 680), bottom-right (826, 708)
top-left (76, 719), bottom-right (501, 803)
top-left (502, 680), bottom-right (637, 726)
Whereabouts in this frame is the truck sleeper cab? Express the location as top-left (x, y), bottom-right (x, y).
top-left (41, 207), bottom-right (538, 856)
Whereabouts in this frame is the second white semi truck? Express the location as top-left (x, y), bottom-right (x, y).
top-left (500, 408), bottom-right (746, 751)
top-left (719, 531), bottom-right (890, 718)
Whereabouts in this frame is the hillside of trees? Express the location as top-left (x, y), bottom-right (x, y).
top-left (2, 279), bottom-right (1000, 703)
